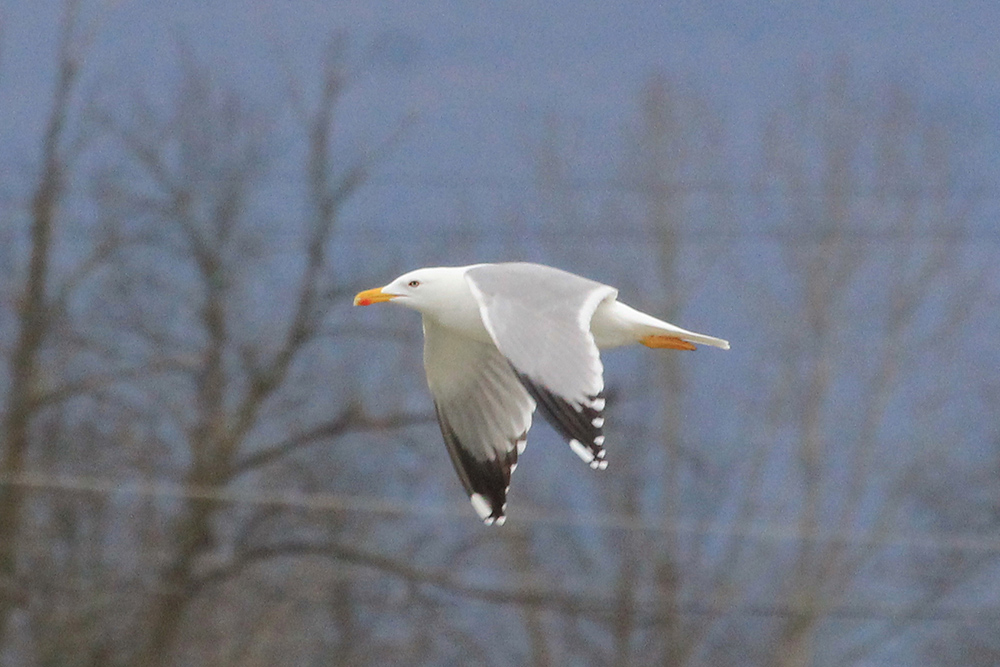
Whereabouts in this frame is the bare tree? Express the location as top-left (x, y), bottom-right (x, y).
top-left (5, 11), bottom-right (993, 663)
top-left (621, 73), bottom-right (731, 665)
top-left (485, 65), bottom-right (991, 667)
top-left (88, 40), bottom-right (424, 665)
top-left (0, 1), bottom-right (138, 655)
top-left (735, 62), bottom-right (990, 666)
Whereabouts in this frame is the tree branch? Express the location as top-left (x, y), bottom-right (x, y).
top-left (228, 407), bottom-right (436, 481)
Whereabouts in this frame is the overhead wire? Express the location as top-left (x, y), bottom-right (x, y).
top-left (2, 470), bottom-right (998, 554)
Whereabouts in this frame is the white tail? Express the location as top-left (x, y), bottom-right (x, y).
top-left (593, 301), bottom-right (730, 351)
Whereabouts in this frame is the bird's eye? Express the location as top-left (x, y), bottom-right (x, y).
top-left (408, 280), bottom-right (420, 288)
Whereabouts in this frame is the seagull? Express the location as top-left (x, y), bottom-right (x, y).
top-left (354, 262), bottom-right (729, 525)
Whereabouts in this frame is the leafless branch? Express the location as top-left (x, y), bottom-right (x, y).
top-left (229, 408), bottom-right (436, 480)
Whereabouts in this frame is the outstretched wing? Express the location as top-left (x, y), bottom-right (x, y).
top-left (422, 317), bottom-right (535, 525)
top-left (465, 263), bottom-right (615, 469)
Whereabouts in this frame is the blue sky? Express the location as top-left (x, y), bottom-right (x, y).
top-left (4, 0), bottom-right (998, 187)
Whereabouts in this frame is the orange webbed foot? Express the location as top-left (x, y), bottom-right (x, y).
top-left (640, 335), bottom-right (697, 351)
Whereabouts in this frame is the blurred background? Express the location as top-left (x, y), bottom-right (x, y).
top-left (1, 1), bottom-right (998, 665)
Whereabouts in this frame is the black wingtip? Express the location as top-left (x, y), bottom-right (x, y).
top-left (514, 371), bottom-right (607, 467)
top-left (470, 493), bottom-right (507, 525)
top-left (435, 402), bottom-right (518, 524)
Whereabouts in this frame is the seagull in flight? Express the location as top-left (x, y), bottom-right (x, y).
top-left (354, 262), bottom-right (729, 524)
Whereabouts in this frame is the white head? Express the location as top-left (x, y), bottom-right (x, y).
top-left (353, 266), bottom-right (471, 315)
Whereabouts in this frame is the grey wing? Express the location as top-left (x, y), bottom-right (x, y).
top-left (423, 317), bottom-right (535, 525)
top-left (465, 263), bottom-right (615, 469)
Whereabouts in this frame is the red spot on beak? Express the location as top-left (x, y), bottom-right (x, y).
top-left (354, 287), bottom-right (392, 306)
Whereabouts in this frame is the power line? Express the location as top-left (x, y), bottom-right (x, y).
top-left (18, 221), bottom-right (1000, 244)
top-left (3, 471), bottom-right (999, 553)
top-left (9, 174), bottom-right (997, 243)
top-left (326, 227), bottom-right (1000, 243)
top-left (25, 170), bottom-right (999, 199)
top-left (7, 566), bottom-right (997, 625)
top-left (362, 174), bottom-right (1000, 200)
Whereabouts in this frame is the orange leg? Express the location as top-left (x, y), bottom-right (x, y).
top-left (640, 335), bottom-right (697, 351)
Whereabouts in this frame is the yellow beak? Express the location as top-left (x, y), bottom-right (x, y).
top-left (353, 286), bottom-right (396, 306)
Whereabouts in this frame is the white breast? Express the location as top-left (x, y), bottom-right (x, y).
top-left (422, 279), bottom-right (495, 344)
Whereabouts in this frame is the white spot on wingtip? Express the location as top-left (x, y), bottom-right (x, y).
top-left (494, 515), bottom-right (507, 526)
top-left (569, 438), bottom-right (595, 463)
top-left (516, 439), bottom-right (527, 455)
top-left (510, 461), bottom-right (518, 473)
top-left (590, 397), bottom-right (606, 411)
top-left (595, 435), bottom-right (605, 446)
top-left (593, 459), bottom-right (608, 470)
top-left (470, 493), bottom-right (492, 521)
top-left (592, 417), bottom-right (605, 428)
